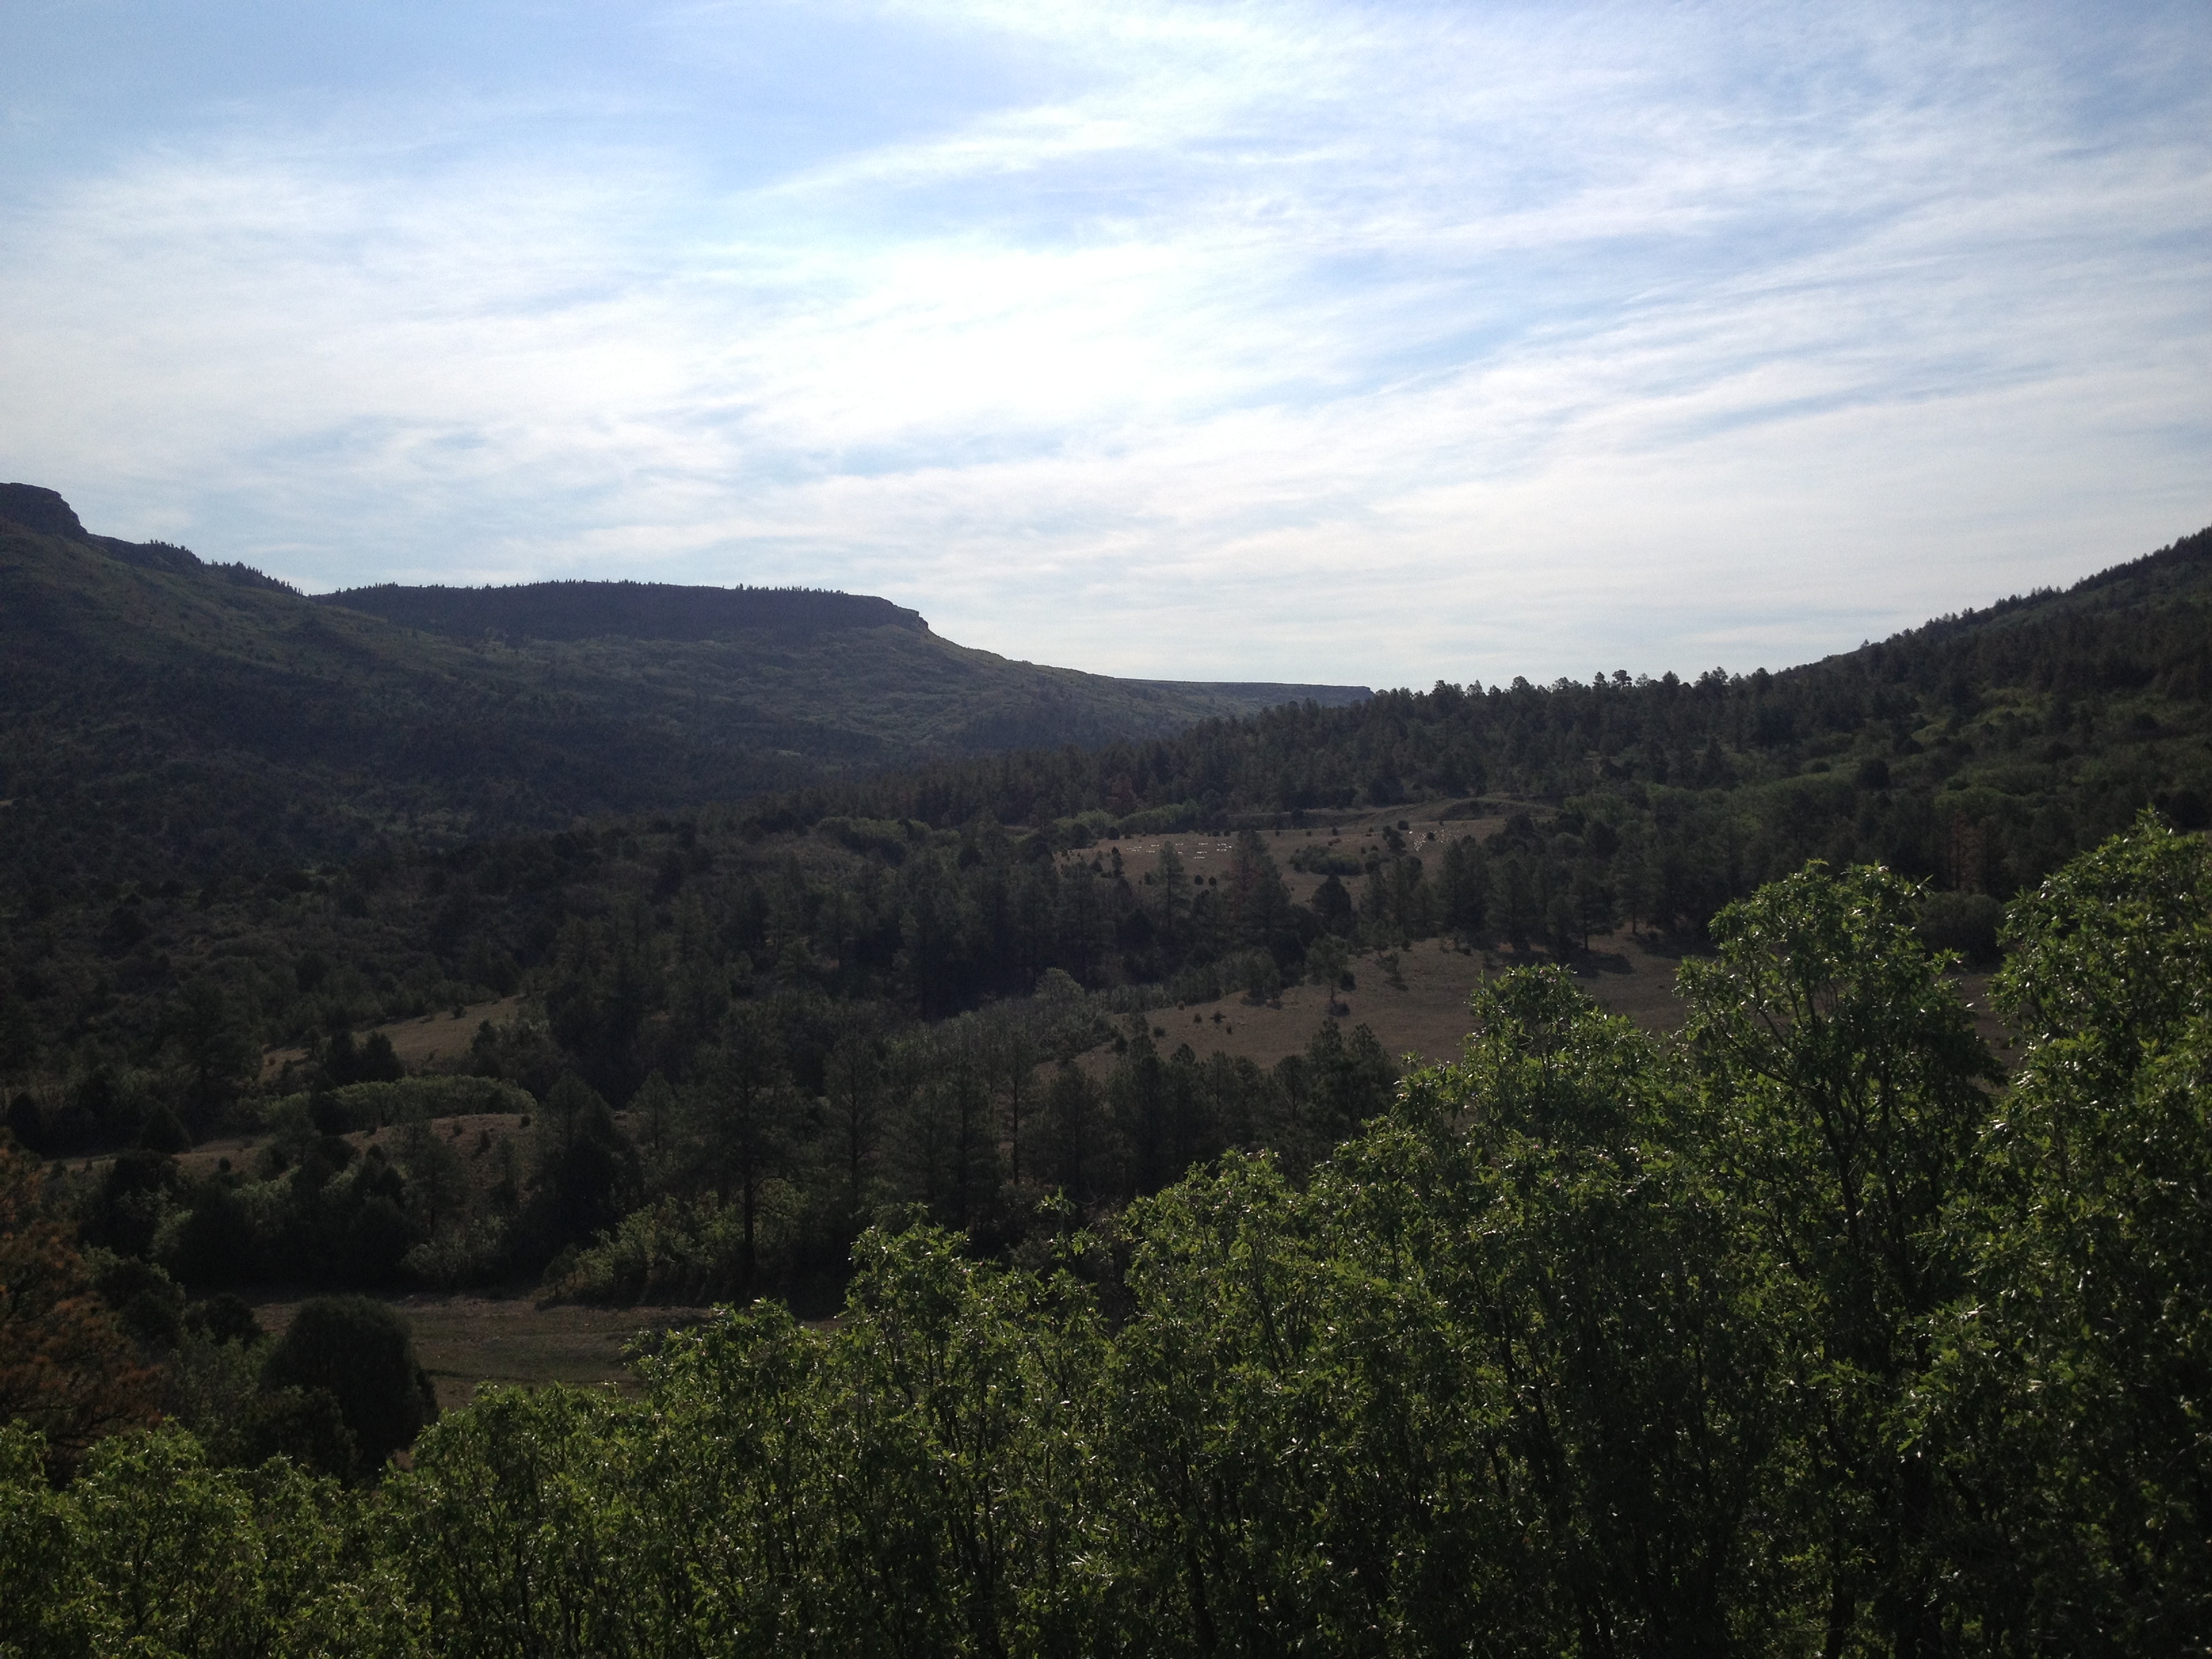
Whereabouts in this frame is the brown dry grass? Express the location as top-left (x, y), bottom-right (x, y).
top-left (1082, 803), bottom-right (2022, 1071)
top-left (1126, 926), bottom-right (1692, 1077)
top-left (173, 1113), bottom-right (535, 1191)
top-left (260, 996), bottom-right (525, 1083)
top-left (246, 1292), bottom-right (707, 1409)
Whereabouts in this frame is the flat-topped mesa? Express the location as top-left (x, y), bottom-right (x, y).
top-left (315, 579), bottom-right (930, 642)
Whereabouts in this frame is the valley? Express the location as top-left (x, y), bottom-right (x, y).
top-left (5, 497), bottom-right (2208, 1654)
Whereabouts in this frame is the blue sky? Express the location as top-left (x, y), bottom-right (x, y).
top-left (3, 1), bottom-right (2207, 688)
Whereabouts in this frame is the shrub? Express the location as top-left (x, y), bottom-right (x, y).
top-left (1919, 888), bottom-right (2005, 964)
top-left (259, 1296), bottom-right (437, 1477)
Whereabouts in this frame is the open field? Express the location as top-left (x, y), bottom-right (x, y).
top-left (1080, 800), bottom-right (2018, 1070)
top-left (247, 1292), bottom-right (708, 1409)
top-left (260, 996), bottom-right (525, 1082)
top-left (1141, 930), bottom-right (2013, 1073)
top-left (1125, 930), bottom-right (1685, 1075)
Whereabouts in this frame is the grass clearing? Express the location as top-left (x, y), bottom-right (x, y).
top-left (247, 1292), bottom-right (709, 1410)
top-left (260, 996), bottom-right (525, 1083)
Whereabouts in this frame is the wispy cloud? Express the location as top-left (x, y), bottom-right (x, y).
top-left (1, 0), bottom-right (2205, 685)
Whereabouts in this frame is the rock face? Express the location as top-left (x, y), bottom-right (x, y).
top-left (0, 483), bottom-right (90, 540)
top-left (0, 485), bottom-right (287, 583)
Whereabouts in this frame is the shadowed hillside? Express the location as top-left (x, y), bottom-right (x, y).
top-left (317, 580), bottom-right (927, 641)
top-left (0, 487), bottom-right (1367, 884)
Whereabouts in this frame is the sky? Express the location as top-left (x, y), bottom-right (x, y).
top-left (3, 1), bottom-right (2208, 690)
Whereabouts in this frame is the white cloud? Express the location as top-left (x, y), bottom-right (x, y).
top-left (0, 0), bottom-right (2205, 687)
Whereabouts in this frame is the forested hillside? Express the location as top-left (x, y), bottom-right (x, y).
top-left (4, 508), bottom-right (2211, 1651)
top-left (2, 520), bottom-right (2208, 1307)
top-left (0, 486), bottom-right (1368, 887)
top-left (771, 521), bottom-right (2212, 908)
top-left (7, 825), bottom-right (2209, 1654)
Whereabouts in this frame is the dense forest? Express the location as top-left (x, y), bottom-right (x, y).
top-left (7, 823), bottom-right (2209, 1653)
top-left (3, 506), bottom-right (2211, 1652)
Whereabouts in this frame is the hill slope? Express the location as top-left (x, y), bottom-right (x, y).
top-left (0, 487), bottom-right (1367, 884)
top-left (2, 514), bottom-right (2207, 1172)
top-left (745, 520), bottom-right (2212, 912)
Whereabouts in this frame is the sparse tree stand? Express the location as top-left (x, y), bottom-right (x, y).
top-left (1305, 935), bottom-right (1349, 1011)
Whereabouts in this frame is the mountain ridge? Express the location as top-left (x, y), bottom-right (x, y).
top-left (314, 579), bottom-right (931, 642)
top-left (0, 486), bottom-right (1369, 884)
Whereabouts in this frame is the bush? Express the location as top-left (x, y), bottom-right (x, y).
top-left (1164, 960), bottom-right (1226, 1005)
top-left (259, 1296), bottom-right (437, 1477)
top-left (184, 1292), bottom-right (263, 1347)
top-left (239, 1385), bottom-right (358, 1481)
top-left (84, 1148), bottom-right (186, 1258)
top-left (138, 1105), bottom-right (192, 1155)
top-left (165, 1181), bottom-right (262, 1287)
top-left (1115, 800), bottom-right (1202, 836)
top-left (1920, 889), bottom-right (2005, 964)
top-left (90, 1252), bottom-right (185, 1348)
top-left (1224, 948), bottom-right (1282, 1004)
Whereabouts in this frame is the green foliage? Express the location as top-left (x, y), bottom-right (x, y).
top-left (0, 1422), bottom-right (417, 1656)
top-left (11, 520), bottom-right (2211, 1183)
top-left (1681, 865), bottom-right (2000, 1654)
top-left (9, 483), bottom-right (2212, 1647)
top-left (260, 1298), bottom-right (438, 1480)
top-left (8, 831), bottom-right (2212, 1650)
top-left (264, 1076), bottom-right (534, 1137)
top-left (1928, 816), bottom-right (2212, 1650)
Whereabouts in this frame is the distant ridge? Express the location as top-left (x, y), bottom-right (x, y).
top-left (318, 579), bottom-right (929, 642)
top-left (0, 481), bottom-right (295, 592)
top-left (0, 484), bottom-right (1371, 883)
